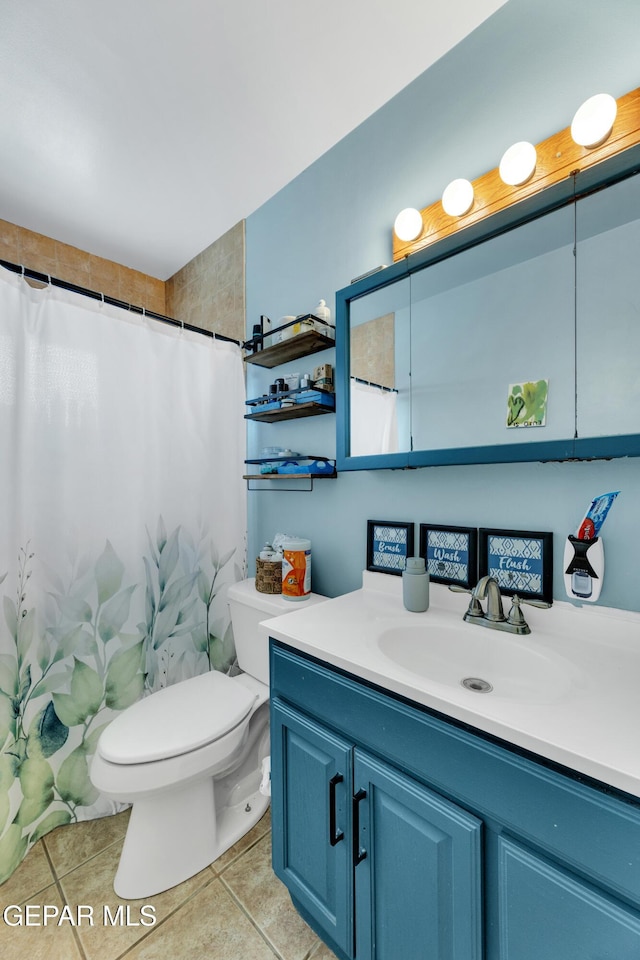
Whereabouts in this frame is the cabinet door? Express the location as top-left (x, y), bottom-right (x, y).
top-left (498, 836), bottom-right (640, 959)
top-left (354, 750), bottom-right (482, 960)
top-left (270, 699), bottom-right (354, 957)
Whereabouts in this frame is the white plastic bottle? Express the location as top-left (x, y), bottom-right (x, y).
top-left (313, 299), bottom-right (332, 334)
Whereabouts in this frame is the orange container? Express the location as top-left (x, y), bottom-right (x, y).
top-left (282, 538), bottom-right (311, 600)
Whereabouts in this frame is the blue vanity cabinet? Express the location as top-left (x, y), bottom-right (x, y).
top-left (270, 699), bottom-right (354, 957)
top-left (271, 698), bottom-right (482, 960)
top-left (352, 750), bottom-right (482, 960)
top-left (497, 836), bottom-right (640, 959)
top-left (270, 640), bottom-right (640, 960)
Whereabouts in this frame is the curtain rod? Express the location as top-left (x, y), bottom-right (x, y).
top-left (351, 375), bottom-right (398, 393)
top-left (0, 258), bottom-right (241, 346)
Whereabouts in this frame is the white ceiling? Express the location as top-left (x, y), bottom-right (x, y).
top-left (1, 0), bottom-right (507, 280)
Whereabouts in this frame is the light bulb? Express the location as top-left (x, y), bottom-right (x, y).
top-left (499, 141), bottom-right (537, 186)
top-left (441, 179), bottom-right (474, 217)
top-left (571, 93), bottom-right (617, 148)
top-left (394, 207), bottom-right (423, 242)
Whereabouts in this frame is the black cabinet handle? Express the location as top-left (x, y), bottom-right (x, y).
top-left (352, 788), bottom-right (367, 864)
top-left (328, 773), bottom-right (344, 846)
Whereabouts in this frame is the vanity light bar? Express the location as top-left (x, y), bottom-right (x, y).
top-left (392, 85), bottom-right (640, 262)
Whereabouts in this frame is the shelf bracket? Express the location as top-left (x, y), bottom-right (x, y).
top-left (245, 477), bottom-right (318, 492)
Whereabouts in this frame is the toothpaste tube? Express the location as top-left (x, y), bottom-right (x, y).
top-left (576, 491), bottom-right (620, 540)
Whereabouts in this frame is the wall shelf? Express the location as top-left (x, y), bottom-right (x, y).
top-left (243, 456), bottom-right (337, 491)
top-left (244, 321), bottom-right (335, 369)
top-left (243, 473), bottom-right (337, 480)
top-left (244, 400), bottom-right (334, 423)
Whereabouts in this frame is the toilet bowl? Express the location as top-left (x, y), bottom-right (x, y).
top-left (90, 578), bottom-right (325, 899)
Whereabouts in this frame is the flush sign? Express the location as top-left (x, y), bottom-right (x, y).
top-left (479, 528), bottom-right (553, 603)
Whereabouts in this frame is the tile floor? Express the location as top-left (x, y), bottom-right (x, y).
top-left (0, 808), bottom-right (339, 960)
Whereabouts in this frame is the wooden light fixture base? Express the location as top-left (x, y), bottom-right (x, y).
top-left (392, 86), bottom-right (640, 263)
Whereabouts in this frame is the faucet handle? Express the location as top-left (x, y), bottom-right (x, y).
top-left (506, 595), bottom-right (527, 627)
top-left (507, 594), bottom-right (551, 630)
top-left (448, 584), bottom-right (483, 618)
top-left (505, 595), bottom-right (533, 635)
top-left (513, 594), bottom-right (552, 610)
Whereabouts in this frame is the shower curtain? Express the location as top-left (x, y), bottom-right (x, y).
top-left (0, 268), bottom-right (246, 882)
top-left (349, 378), bottom-right (399, 456)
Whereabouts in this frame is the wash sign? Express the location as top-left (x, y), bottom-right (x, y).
top-left (425, 532), bottom-right (470, 583)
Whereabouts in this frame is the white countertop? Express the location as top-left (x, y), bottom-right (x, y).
top-left (263, 571), bottom-right (640, 799)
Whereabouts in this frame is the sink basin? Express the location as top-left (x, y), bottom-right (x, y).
top-left (264, 571), bottom-right (640, 796)
top-left (376, 621), bottom-right (585, 703)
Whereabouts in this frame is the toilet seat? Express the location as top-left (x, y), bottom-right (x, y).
top-left (98, 670), bottom-right (257, 765)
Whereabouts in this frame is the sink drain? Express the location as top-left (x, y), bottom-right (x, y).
top-left (461, 677), bottom-right (493, 694)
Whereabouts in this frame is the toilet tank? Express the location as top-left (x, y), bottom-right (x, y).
top-left (227, 578), bottom-right (326, 685)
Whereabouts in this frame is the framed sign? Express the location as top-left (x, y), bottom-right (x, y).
top-left (419, 524), bottom-right (477, 589)
top-left (367, 520), bottom-right (414, 576)
top-left (479, 528), bottom-right (553, 603)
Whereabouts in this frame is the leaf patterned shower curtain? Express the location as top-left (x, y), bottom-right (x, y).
top-left (0, 268), bottom-right (246, 882)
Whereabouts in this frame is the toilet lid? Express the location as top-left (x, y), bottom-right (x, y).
top-left (98, 671), bottom-right (257, 764)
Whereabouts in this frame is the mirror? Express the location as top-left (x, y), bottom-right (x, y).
top-left (575, 171), bottom-right (640, 442)
top-left (337, 156), bottom-right (640, 470)
top-left (349, 278), bottom-right (410, 456)
top-left (409, 205), bottom-right (575, 452)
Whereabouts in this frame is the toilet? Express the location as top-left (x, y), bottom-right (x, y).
top-left (90, 578), bottom-right (325, 899)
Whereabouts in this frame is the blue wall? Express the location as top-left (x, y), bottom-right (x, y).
top-left (245, 0), bottom-right (640, 609)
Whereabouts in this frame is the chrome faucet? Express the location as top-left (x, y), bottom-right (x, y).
top-left (450, 576), bottom-right (550, 635)
top-left (473, 575), bottom-right (506, 623)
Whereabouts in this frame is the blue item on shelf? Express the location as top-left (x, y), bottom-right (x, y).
top-left (277, 460), bottom-right (334, 475)
top-left (310, 460), bottom-right (335, 474)
top-left (295, 390), bottom-right (334, 408)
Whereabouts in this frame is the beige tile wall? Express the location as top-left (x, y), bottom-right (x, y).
top-left (350, 311), bottom-right (396, 388)
top-left (0, 219), bottom-right (166, 315)
top-left (0, 218), bottom-right (246, 343)
top-left (165, 221), bottom-right (245, 343)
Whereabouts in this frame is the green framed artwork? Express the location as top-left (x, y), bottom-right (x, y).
top-left (506, 379), bottom-right (548, 428)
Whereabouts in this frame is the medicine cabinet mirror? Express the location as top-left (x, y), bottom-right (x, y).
top-left (336, 147), bottom-right (640, 471)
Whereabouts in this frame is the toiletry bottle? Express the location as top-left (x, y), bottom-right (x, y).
top-left (252, 322), bottom-right (263, 352)
top-left (282, 537), bottom-right (311, 600)
top-left (314, 299), bottom-right (331, 324)
top-left (262, 315), bottom-right (272, 349)
top-left (403, 557), bottom-right (429, 612)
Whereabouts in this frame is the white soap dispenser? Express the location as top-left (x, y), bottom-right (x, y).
top-left (313, 299), bottom-right (332, 335)
top-left (403, 557), bottom-right (430, 612)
